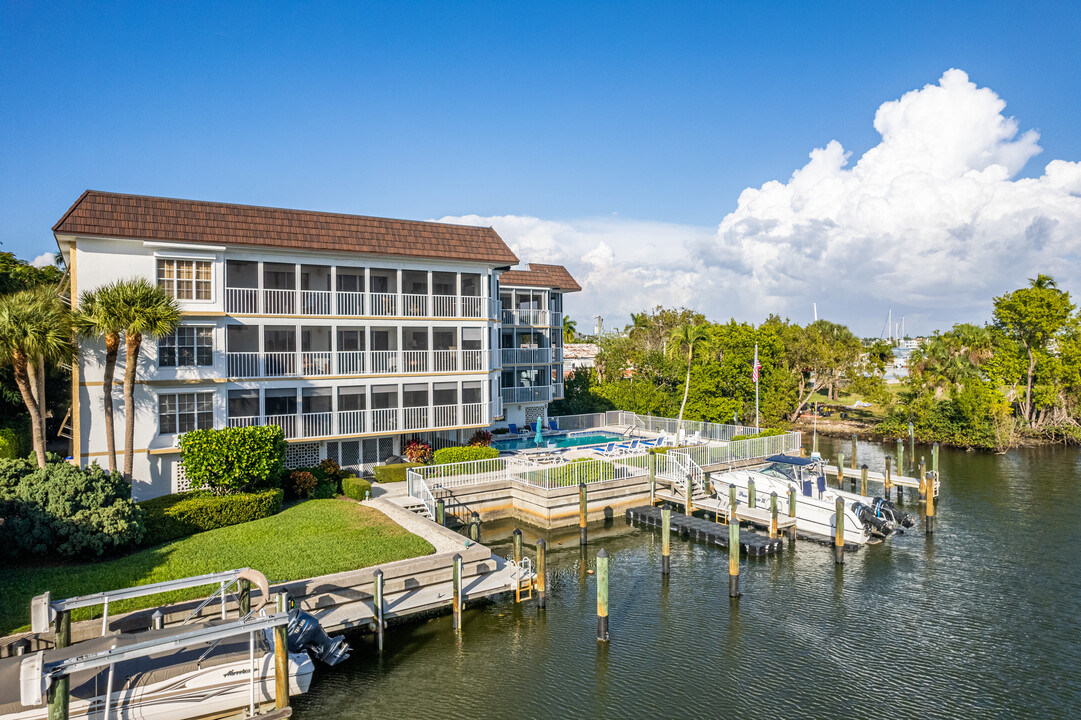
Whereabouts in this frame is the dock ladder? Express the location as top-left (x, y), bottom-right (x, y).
top-left (511, 557), bottom-right (534, 602)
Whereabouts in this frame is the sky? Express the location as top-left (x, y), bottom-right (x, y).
top-left (3, 1), bottom-right (1081, 337)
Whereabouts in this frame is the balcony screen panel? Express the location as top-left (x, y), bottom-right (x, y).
top-left (228, 389), bottom-right (259, 417)
top-left (264, 388), bottom-right (297, 415)
top-left (403, 383), bottom-right (428, 408)
top-left (370, 328), bottom-right (396, 351)
top-left (227, 325), bottom-right (259, 352)
top-left (300, 265), bottom-right (331, 291)
top-left (226, 260), bottom-right (258, 289)
top-left (432, 272), bottom-right (456, 295)
top-left (433, 328), bottom-right (457, 350)
top-left (402, 270), bottom-right (428, 294)
top-left (264, 327), bottom-right (296, 352)
top-left (337, 329), bottom-right (363, 351)
top-left (369, 270), bottom-right (395, 293)
top-left (301, 327), bottom-right (331, 352)
top-left (371, 385), bottom-right (397, 409)
top-left (337, 271), bottom-right (362, 292)
top-left (462, 328), bottom-right (482, 350)
top-left (403, 328), bottom-right (428, 350)
top-left (338, 386), bottom-right (366, 411)
top-left (433, 382), bottom-right (457, 406)
top-left (461, 274), bottom-right (480, 297)
top-left (462, 381), bottom-right (483, 404)
top-left (263, 264), bottom-right (295, 290)
top-left (302, 387), bottom-right (332, 413)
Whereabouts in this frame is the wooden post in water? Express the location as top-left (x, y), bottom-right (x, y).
top-left (435, 498), bottom-right (445, 526)
top-left (729, 484), bottom-right (740, 597)
top-left (579, 482), bottom-right (588, 546)
top-left (908, 423), bottom-right (915, 472)
top-left (884, 455), bottom-right (892, 501)
top-left (596, 549), bottom-right (610, 642)
top-left (837, 453), bottom-right (845, 485)
top-left (851, 434), bottom-right (857, 468)
top-left (834, 498), bottom-right (845, 565)
top-left (932, 442), bottom-right (940, 475)
top-left (275, 594), bottom-right (290, 709)
top-left (451, 553), bottom-right (463, 631)
top-left (787, 486), bottom-right (798, 543)
top-left (896, 438), bottom-right (904, 482)
top-left (373, 569), bottom-right (385, 652)
top-left (926, 474), bottom-right (936, 535)
top-left (469, 511), bottom-right (481, 543)
top-left (748, 478), bottom-right (756, 509)
top-left (49, 609), bottom-right (71, 720)
top-left (648, 453), bottom-right (657, 505)
top-left (661, 505), bottom-right (671, 575)
top-left (512, 529), bottom-right (523, 604)
top-left (684, 469), bottom-right (693, 514)
top-left (860, 464), bottom-right (868, 496)
top-left (238, 578), bottom-right (251, 617)
top-left (919, 460), bottom-right (927, 501)
top-left (536, 539), bottom-right (547, 608)
top-left (769, 491), bottom-right (778, 538)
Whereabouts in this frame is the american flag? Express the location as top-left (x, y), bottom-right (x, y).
top-left (751, 345), bottom-right (761, 383)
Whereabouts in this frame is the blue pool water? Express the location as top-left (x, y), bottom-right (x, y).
top-left (492, 431), bottom-right (622, 452)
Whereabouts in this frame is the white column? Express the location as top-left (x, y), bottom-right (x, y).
top-left (331, 325), bottom-right (338, 376)
top-left (330, 266), bottom-right (337, 316)
top-left (257, 261), bottom-right (264, 314)
top-left (363, 267), bottom-right (371, 316)
top-left (395, 269), bottom-right (403, 316)
top-left (364, 324), bottom-right (371, 375)
top-left (294, 264), bottom-right (302, 315)
top-left (427, 270), bottom-right (433, 317)
top-left (457, 380), bottom-right (463, 427)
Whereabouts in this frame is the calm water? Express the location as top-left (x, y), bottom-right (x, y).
top-left (294, 437), bottom-right (1081, 718)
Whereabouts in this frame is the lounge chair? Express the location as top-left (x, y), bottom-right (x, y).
top-left (596, 442), bottom-right (621, 458)
top-left (548, 418), bottom-right (560, 431)
top-left (529, 421), bottom-right (538, 433)
top-left (508, 423), bottom-right (521, 435)
top-left (615, 439), bottom-right (640, 455)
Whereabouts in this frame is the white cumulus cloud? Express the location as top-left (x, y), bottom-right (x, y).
top-left (31, 252), bottom-right (57, 268)
top-left (444, 69), bottom-right (1081, 336)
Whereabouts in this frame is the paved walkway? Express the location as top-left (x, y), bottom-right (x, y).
top-left (361, 482), bottom-right (467, 553)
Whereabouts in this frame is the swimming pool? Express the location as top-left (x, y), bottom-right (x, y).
top-left (492, 431), bottom-right (623, 452)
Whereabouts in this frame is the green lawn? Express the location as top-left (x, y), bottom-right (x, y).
top-left (0, 499), bottom-right (434, 635)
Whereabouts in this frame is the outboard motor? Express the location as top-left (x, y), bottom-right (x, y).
top-left (871, 497), bottom-right (915, 529)
top-left (286, 603), bottom-right (351, 666)
top-left (852, 501), bottom-right (894, 536)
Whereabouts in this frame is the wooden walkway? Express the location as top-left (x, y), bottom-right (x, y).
top-left (626, 505), bottom-right (785, 556)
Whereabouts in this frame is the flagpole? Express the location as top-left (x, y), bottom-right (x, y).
top-left (754, 343), bottom-right (760, 429)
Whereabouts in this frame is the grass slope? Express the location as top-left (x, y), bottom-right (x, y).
top-left (0, 499), bottom-right (433, 635)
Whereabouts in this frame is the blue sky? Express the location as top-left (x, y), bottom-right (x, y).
top-left (3, 1), bottom-right (1081, 334)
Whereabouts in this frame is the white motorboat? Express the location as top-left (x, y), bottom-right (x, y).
top-left (712, 454), bottom-right (913, 545)
top-left (0, 621), bottom-right (314, 720)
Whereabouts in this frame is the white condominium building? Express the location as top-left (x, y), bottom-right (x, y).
top-left (53, 191), bottom-right (578, 500)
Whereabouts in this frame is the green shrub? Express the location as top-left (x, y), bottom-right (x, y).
top-left (0, 418), bottom-right (29, 460)
top-left (491, 427), bottom-right (511, 435)
top-left (318, 458), bottom-right (343, 491)
top-left (403, 440), bottom-right (433, 464)
top-left (290, 470), bottom-right (318, 498)
top-left (730, 428), bottom-right (786, 441)
top-left (180, 425), bottom-right (287, 494)
top-left (139, 488), bottom-right (283, 546)
top-left (467, 429), bottom-right (493, 447)
top-left (432, 446), bottom-right (500, 465)
top-left (342, 475), bottom-right (372, 501)
top-left (372, 462), bottom-right (422, 483)
top-left (0, 458), bottom-right (145, 560)
top-left (530, 458), bottom-right (617, 487)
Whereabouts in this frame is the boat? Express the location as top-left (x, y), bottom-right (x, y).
top-left (712, 454), bottom-right (913, 544)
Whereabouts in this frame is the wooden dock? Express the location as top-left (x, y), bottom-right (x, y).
top-left (626, 505), bottom-right (785, 556)
top-left (822, 464), bottom-right (936, 493)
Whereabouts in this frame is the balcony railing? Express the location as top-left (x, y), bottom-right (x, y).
top-left (226, 402), bottom-right (493, 440)
top-left (501, 347), bottom-right (551, 365)
top-left (550, 311), bottom-right (563, 329)
top-left (226, 348), bottom-right (494, 378)
top-left (224, 286), bottom-right (499, 319)
top-left (501, 385), bottom-right (553, 404)
top-left (501, 308), bottom-right (549, 326)
top-left (553, 382), bottom-right (565, 399)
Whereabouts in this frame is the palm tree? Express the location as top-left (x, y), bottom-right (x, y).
top-left (666, 323), bottom-right (710, 430)
top-left (105, 279), bottom-right (181, 481)
top-left (1029, 273), bottom-right (1057, 290)
top-left (0, 288), bottom-right (73, 467)
top-left (562, 315), bottom-right (577, 344)
top-left (72, 282), bottom-right (125, 473)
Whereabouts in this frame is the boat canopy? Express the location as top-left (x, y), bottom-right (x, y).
top-left (765, 454), bottom-right (816, 466)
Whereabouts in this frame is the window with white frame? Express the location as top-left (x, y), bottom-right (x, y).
top-left (159, 326), bottom-right (213, 367)
top-left (157, 259), bottom-right (212, 300)
top-left (159, 392), bottom-right (214, 434)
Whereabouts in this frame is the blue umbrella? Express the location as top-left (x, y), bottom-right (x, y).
top-left (534, 421), bottom-right (543, 446)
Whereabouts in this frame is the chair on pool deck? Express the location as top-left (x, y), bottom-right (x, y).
top-left (509, 423), bottom-right (521, 435)
top-left (596, 442), bottom-right (621, 458)
top-left (548, 418), bottom-right (560, 432)
top-left (529, 421), bottom-right (538, 433)
top-left (615, 439), bottom-right (640, 455)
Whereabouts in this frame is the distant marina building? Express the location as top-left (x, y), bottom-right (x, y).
top-left (563, 343), bottom-right (600, 376)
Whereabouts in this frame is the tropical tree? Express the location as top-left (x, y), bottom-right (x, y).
top-left (0, 288), bottom-right (72, 466)
top-left (993, 274), bottom-right (1074, 424)
top-left (666, 322), bottom-right (710, 428)
top-left (562, 315), bottom-right (577, 343)
top-left (72, 282), bottom-right (125, 473)
top-left (105, 279), bottom-right (181, 480)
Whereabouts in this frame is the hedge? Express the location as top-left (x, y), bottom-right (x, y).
top-left (730, 428), bottom-right (787, 441)
top-left (372, 462), bottom-right (422, 483)
top-left (432, 446), bottom-right (500, 465)
top-left (139, 488), bottom-right (284, 546)
top-left (180, 425), bottom-right (287, 494)
top-left (342, 475), bottom-right (372, 501)
top-left (0, 458), bottom-right (144, 560)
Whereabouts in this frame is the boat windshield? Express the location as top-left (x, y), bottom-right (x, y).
top-left (759, 462), bottom-right (798, 482)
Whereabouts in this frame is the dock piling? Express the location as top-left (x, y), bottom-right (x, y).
top-left (596, 549), bottom-right (610, 642)
top-left (884, 456), bottom-right (892, 501)
top-left (834, 498), bottom-right (845, 565)
top-left (469, 512), bottom-right (481, 543)
top-left (579, 482), bottom-right (588, 545)
top-left (435, 499), bottom-right (445, 526)
top-left (451, 553), bottom-right (463, 631)
top-left (684, 470), bottom-right (693, 514)
top-left (373, 569), bottom-right (385, 652)
top-left (728, 485), bottom-right (740, 597)
top-left (919, 459), bottom-right (927, 501)
top-left (860, 464), bottom-right (868, 496)
top-left (851, 434), bottom-right (857, 468)
top-left (512, 529), bottom-right (523, 604)
top-left (932, 442), bottom-right (940, 475)
top-left (748, 479), bottom-right (756, 510)
top-left (908, 422), bottom-right (915, 471)
top-left (151, 609), bottom-right (163, 630)
top-left (897, 438), bottom-right (904, 484)
top-left (838, 453), bottom-right (845, 485)
top-left (926, 474), bottom-right (936, 535)
top-left (769, 491), bottom-right (778, 538)
top-left (787, 486), bottom-right (797, 543)
top-left (536, 539), bottom-right (547, 608)
top-left (661, 505), bottom-right (671, 575)
top-left (50, 609), bottom-right (71, 720)
top-left (275, 594), bottom-right (289, 709)
top-left (648, 453), bottom-right (657, 505)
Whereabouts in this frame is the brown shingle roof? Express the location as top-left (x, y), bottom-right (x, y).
top-left (499, 263), bottom-right (581, 293)
top-left (53, 191), bottom-right (520, 265)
